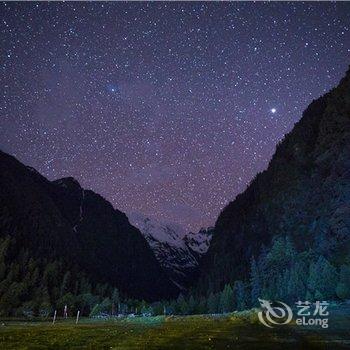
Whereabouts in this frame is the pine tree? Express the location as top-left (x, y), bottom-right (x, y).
top-left (234, 281), bottom-right (247, 311)
top-left (308, 256), bottom-right (338, 300)
top-left (188, 295), bottom-right (196, 315)
top-left (336, 265), bottom-right (350, 300)
top-left (207, 292), bottom-right (219, 314)
top-left (287, 260), bottom-right (307, 302)
top-left (177, 294), bottom-right (188, 315)
top-left (100, 298), bottom-right (112, 314)
top-left (90, 303), bottom-right (100, 317)
top-left (250, 256), bottom-right (261, 307)
top-left (111, 288), bottom-right (120, 315)
top-left (60, 271), bottom-right (71, 297)
top-left (219, 284), bottom-right (234, 313)
top-left (196, 296), bottom-right (207, 314)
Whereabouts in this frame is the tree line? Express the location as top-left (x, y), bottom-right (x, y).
top-left (0, 235), bottom-right (349, 318)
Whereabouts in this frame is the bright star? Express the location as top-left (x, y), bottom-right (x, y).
top-left (270, 108), bottom-right (276, 114)
top-left (107, 83), bottom-right (119, 94)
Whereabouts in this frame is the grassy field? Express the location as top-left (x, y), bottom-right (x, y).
top-left (0, 306), bottom-right (349, 349)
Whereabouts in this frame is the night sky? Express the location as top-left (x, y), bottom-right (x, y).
top-left (1, 2), bottom-right (350, 231)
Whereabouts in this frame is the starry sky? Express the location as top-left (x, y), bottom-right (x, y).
top-left (1, 2), bottom-right (350, 231)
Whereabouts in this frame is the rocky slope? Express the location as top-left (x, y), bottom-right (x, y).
top-left (0, 150), bottom-right (178, 301)
top-left (197, 67), bottom-right (350, 294)
top-left (184, 228), bottom-right (213, 257)
top-left (128, 212), bottom-right (213, 289)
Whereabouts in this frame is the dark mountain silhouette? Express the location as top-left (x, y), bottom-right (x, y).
top-left (197, 67), bottom-right (350, 294)
top-left (0, 150), bottom-right (178, 303)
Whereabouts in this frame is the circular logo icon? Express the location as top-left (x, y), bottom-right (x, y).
top-left (258, 298), bottom-right (293, 328)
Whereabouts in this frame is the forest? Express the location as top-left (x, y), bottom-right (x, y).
top-left (1, 234), bottom-right (349, 318)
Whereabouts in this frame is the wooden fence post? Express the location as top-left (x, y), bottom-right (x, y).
top-left (76, 310), bottom-right (80, 324)
top-left (52, 310), bottom-right (57, 325)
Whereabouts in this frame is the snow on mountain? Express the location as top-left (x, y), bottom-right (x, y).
top-left (127, 212), bottom-right (213, 289)
top-left (184, 227), bottom-right (214, 255)
top-left (128, 212), bottom-right (187, 248)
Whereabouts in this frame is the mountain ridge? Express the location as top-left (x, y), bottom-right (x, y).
top-left (0, 150), bottom-right (178, 302)
top-left (197, 66), bottom-right (350, 294)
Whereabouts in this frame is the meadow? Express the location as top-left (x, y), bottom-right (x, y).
top-left (0, 306), bottom-right (349, 350)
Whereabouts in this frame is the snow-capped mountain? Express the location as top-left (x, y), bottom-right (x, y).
top-left (128, 212), bottom-right (213, 290)
top-left (184, 228), bottom-right (214, 256)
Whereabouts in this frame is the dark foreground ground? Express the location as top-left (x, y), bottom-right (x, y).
top-left (0, 305), bottom-right (349, 349)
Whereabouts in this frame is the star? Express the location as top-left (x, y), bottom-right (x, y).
top-left (107, 83), bottom-right (119, 94)
top-left (2, 1), bottom-right (349, 231)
